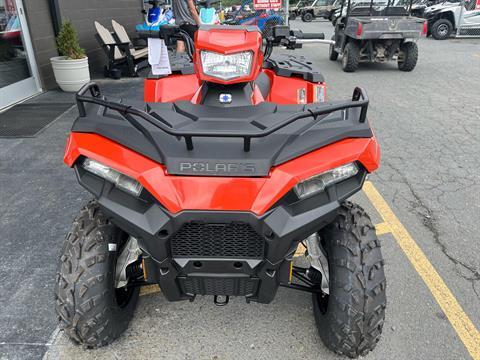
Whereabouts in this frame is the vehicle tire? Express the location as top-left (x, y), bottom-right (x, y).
top-left (262, 20), bottom-right (276, 38)
top-left (54, 200), bottom-right (140, 348)
top-left (398, 42), bottom-right (418, 72)
top-left (312, 202), bottom-right (386, 358)
top-left (341, 42), bottom-right (360, 72)
top-left (431, 18), bottom-right (452, 40)
top-left (329, 36), bottom-right (339, 61)
top-left (302, 12), bottom-right (314, 22)
top-left (289, 13), bottom-right (297, 20)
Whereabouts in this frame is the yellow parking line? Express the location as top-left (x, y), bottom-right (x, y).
top-left (363, 181), bottom-right (480, 360)
top-left (140, 284), bottom-right (161, 296)
top-left (375, 222), bottom-right (391, 236)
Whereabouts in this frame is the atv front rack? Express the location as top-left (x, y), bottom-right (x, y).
top-left (76, 82), bottom-right (369, 153)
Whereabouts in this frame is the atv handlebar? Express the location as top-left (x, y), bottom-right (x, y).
top-left (291, 31), bottom-right (325, 40)
top-left (76, 82), bottom-right (369, 153)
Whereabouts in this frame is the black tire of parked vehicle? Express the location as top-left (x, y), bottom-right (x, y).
top-left (302, 12), bottom-right (314, 22)
top-left (342, 42), bottom-right (360, 72)
top-left (289, 13), bottom-right (297, 20)
top-left (398, 42), bottom-right (418, 71)
top-left (329, 36), bottom-right (339, 61)
top-left (431, 18), bottom-right (453, 40)
top-left (313, 202), bottom-right (387, 358)
top-left (54, 200), bottom-right (140, 348)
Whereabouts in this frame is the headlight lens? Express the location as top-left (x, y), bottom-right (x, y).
top-left (83, 158), bottom-right (143, 197)
top-left (294, 162), bottom-right (359, 199)
top-left (200, 51), bottom-right (253, 80)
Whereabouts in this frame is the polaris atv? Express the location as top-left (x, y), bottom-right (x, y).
top-left (55, 24), bottom-right (386, 358)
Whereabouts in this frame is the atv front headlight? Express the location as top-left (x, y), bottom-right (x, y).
top-left (82, 158), bottom-right (143, 197)
top-left (200, 51), bottom-right (253, 80)
top-left (294, 162), bottom-right (359, 199)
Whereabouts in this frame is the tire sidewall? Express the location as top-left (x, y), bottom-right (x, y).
top-left (303, 12), bottom-right (314, 22)
top-left (398, 42), bottom-right (418, 71)
top-left (55, 202), bottom-right (140, 347)
top-left (432, 19), bottom-right (452, 40)
top-left (312, 202), bottom-right (386, 357)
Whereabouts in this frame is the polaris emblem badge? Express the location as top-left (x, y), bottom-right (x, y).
top-left (219, 93), bottom-right (232, 104)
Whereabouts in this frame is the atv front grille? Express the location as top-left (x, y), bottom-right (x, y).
top-left (180, 276), bottom-right (259, 296)
top-left (170, 222), bottom-right (264, 258)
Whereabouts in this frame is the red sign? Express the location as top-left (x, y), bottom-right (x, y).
top-left (253, 0), bottom-right (282, 10)
top-left (476, 0), bottom-right (480, 10)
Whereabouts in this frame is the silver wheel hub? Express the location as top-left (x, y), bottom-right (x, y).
top-left (438, 24), bottom-right (448, 36)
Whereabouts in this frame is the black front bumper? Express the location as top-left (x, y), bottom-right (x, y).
top-left (75, 163), bottom-right (366, 303)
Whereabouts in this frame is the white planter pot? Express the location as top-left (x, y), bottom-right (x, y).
top-left (50, 56), bottom-right (90, 92)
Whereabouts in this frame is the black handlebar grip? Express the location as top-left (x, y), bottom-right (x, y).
top-left (297, 32), bottom-right (325, 40)
top-left (137, 30), bottom-right (161, 39)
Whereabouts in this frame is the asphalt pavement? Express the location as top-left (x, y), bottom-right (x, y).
top-left (0, 20), bottom-right (479, 360)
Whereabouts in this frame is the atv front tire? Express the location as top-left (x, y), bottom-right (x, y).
top-left (54, 201), bottom-right (140, 348)
top-left (313, 202), bottom-right (386, 358)
top-left (329, 36), bottom-right (339, 61)
top-left (431, 19), bottom-right (452, 40)
top-left (398, 42), bottom-right (418, 72)
top-left (342, 42), bottom-right (360, 72)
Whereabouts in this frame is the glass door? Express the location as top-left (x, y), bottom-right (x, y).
top-left (0, 0), bottom-right (41, 110)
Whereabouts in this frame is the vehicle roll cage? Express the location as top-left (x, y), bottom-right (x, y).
top-left (76, 82), bottom-right (369, 153)
top-left (339, 0), bottom-right (414, 18)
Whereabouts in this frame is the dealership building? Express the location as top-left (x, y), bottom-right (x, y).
top-left (0, 0), bottom-right (143, 109)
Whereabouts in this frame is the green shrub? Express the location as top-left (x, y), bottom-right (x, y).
top-left (56, 21), bottom-right (86, 60)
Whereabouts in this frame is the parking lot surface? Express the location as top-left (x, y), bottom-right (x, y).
top-left (1, 20), bottom-right (479, 360)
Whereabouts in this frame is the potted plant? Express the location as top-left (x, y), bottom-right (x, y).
top-left (50, 21), bottom-right (90, 92)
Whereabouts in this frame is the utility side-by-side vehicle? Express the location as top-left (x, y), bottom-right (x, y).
top-left (55, 24), bottom-right (386, 358)
top-left (329, 0), bottom-right (427, 72)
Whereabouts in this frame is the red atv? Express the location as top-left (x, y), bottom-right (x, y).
top-left (56, 25), bottom-right (386, 358)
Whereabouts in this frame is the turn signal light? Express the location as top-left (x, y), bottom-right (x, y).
top-left (82, 158), bottom-right (143, 197)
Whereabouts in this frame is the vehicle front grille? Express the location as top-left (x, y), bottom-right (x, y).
top-left (170, 222), bottom-right (264, 258)
top-left (180, 276), bottom-right (259, 296)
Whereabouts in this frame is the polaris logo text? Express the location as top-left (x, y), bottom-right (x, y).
top-left (179, 162), bottom-right (256, 174)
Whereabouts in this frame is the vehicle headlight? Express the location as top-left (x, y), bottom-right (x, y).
top-left (294, 162), bottom-right (359, 199)
top-left (200, 51), bottom-right (253, 80)
top-left (83, 158), bottom-right (143, 197)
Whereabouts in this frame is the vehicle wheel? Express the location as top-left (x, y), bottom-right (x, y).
top-left (398, 42), bottom-right (418, 72)
top-left (302, 12), bottom-right (314, 22)
top-left (329, 36), bottom-right (339, 61)
top-left (54, 200), bottom-right (140, 348)
top-left (289, 13), bottom-right (297, 20)
top-left (262, 20), bottom-right (276, 38)
top-left (312, 202), bottom-right (386, 358)
top-left (431, 19), bottom-right (452, 40)
top-left (342, 42), bottom-right (360, 72)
